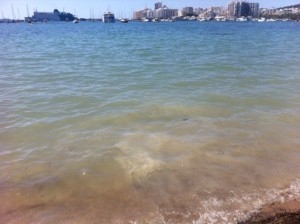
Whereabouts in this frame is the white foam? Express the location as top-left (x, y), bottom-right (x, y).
top-left (193, 179), bottom-right (300, 224)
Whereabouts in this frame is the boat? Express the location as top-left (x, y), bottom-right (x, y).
top-left (215, 16), bottom-right (227, 22)
top-left (120, 18), bottom-right (129, 23)
top-left (25, 17), bottom-right (32, 23)
top-left (142, 18), bottom-right (151, 22)
top-left (198, 18), bottom-right (207, 22)
top-left (73, 18), bottom-right (79, 23)
top-left (25, 9), bottom-right (76, 22)
top-left (236, 17), bottom-right (248, 22)
top-left (258, 18), bottom-right (266, 22)
top-left (103, 12), bottom-right (115, 23)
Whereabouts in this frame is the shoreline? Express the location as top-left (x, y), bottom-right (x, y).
top-left (239, 199), bottom-right (300, 224)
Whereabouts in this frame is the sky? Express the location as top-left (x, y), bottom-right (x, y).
top-left (1, 0), bottom-right (299, 19)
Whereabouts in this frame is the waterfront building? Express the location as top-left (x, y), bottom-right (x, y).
top-left (193, 8), bottom-right (205, 16)
top-left (228, 1), bottom-right (236, 17)
top-left (228, 1), bottom-right (259, 18)
top-left (178, 7), bottom-right (194, 17)
top-left (147, 10), bottom-right (154, 19)
top-left (209, 7), bottom-right (227, 17)
top-left (154, 7), bottom-right (177, 19)
top-left (177, 10), bottom-right (185, 17)
top-left (133, 2), bottom-right (177, 20)
top-left (276, 8), bottom-right (293, 16)
top-left (133, 10), bottom-right (143, 20)
top-left (260, 8), bottom-right (276, 17)
top-left (133, 8), bottom-right (149, 20)
top-left (155, 2), bottom-right (162, 10)
top-left (182, 7), bottom-right (194, 16)
top-left (249, 3), bottom-right (260, 17)
top-left (238, 2), bottom-right (250, 17)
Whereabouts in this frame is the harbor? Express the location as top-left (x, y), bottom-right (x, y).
top-left (1, 1), bottom-right (300, 23)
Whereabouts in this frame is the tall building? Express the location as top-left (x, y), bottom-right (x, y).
top-left (228, 1), bottom-right (236, 17)
top-left (249, 3), bottom-right (259, 17)
top-left (154, 6), bottom-right (177, 19)
top-left (155, 2), bottom-right (162, 10)
top-left (133, 2), bottom-right (177, 20)
top-left (228, 1), bottom-right (258, 18)
top-left (238, 2), bottom-right (250, 17)
top-left (183, 7), bottom-right (194, 15)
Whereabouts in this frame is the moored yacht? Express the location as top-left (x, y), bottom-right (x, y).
top-left (103, 12), bottom-right (115, 23)
top-left (142, 18), bottom-right (151, 22)
top-left (120, 18), bottom-right (129, 23)
top-left (258, 18), bottom-right (266, 22)
top-left (236, 17), bottom-right (248, 22)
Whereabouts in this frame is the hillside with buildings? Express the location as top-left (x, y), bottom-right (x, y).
top-left (279, 4), bottom-right (300, 9)
top-left (133, 1), bottom-right (300, 21)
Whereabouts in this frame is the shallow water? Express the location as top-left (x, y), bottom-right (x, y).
top-left (0, 21), bottom-right (300, 223)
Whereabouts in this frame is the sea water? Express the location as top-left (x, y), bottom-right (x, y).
top-left (0, 21), bottom-right (300, 223)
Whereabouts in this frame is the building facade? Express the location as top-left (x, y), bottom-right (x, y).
top-left (133, 9), bottom-right (149, 19)
top-left (248, 3), bottom-right (259, 17)
top-left (155, 2), bottom-right (162, 10)
top-left (134, 2), bottom-right (177, 19)
top-left (183, 7), bottom-right (194, 16)
top-left (228, 1), bottom-right (259, 18)
top-left (155, 7), bottom-right (177, 19)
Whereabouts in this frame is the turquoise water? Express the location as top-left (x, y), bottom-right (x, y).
top-left (1, 21), bottom-right (300, 223)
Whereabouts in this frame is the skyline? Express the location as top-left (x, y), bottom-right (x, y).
top-left (1, 0), bottom-right (300, 19)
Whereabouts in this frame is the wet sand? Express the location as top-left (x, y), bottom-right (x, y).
top-left (240, 199), bottom-right (300, 224)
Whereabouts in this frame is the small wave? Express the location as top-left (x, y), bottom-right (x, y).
top-left (193, 179), bottom-right (300, 224)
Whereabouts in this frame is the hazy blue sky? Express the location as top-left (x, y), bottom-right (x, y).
top-left (1, 0), bottom-right (299, 19)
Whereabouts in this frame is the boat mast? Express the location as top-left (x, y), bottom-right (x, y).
top-left (11, 4), bottom-right (16, 20)
top-left (27, 4), bottom-right (30, 17)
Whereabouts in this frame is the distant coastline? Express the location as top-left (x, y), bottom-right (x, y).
top-left (1, 1), bottom-right (300, 24)
top-left (0, 16), bottom-right (299, 24)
